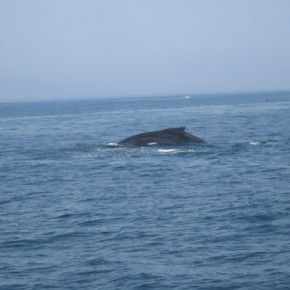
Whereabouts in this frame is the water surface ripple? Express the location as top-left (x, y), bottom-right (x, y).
top-left (1, 93), bottom-right (290, 289)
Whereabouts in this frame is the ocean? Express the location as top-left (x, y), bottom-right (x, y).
top-left (1, 92), bottom-right (290, 289)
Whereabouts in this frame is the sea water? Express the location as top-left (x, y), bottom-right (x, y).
top-left (1, 92), bottom-right (290, 289)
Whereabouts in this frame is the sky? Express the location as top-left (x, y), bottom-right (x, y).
top-left (0, 0), bottom-right (290, 101)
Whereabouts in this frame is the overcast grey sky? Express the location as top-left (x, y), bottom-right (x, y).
top-left (0, 0), bottom-right (290, 101)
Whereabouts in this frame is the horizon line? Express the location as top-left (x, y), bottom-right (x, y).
top-left (1, 89), bottom-right (290, 104)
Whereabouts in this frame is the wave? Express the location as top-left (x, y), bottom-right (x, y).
top-left (158, 148), bottom-right (212, 155)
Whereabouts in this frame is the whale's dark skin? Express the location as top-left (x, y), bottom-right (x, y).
top-left (118, 127), bottom-right (206, 146)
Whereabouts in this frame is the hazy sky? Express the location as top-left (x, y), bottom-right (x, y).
top-left (0, 0), bottom-right (290, 101)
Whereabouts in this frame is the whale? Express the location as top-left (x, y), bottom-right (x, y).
top-left (118, 127), bottom-right (206, 146)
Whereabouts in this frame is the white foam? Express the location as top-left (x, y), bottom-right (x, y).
top-left (158, 148), bottom-right (211, 154)
top-left (250, 140), bottom-right (266, 145)
top-left (148, 142), bottom-right (158, 146)
top-left (158, 149), bottom-right (178, 153)
top-left (107, 142), bottom-right (120, 146)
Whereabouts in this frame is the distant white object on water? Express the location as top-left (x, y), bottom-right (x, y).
top-left (182, 96), bottom-right (192, 99)
top-left (250, 140), bottom-right (266, 145)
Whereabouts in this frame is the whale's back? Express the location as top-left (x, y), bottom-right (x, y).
top-left (118, 127), bottom-right (206, 146)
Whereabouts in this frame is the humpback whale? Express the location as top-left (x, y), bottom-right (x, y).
top-left (118, 127), bottom-right (206, 146)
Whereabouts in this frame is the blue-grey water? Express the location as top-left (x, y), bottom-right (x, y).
top-left (1, 92), bottom-right (290, 289)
